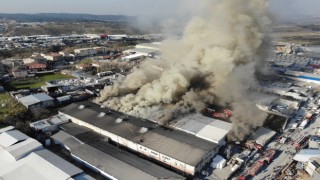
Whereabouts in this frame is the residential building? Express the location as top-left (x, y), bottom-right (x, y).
top-left (0, 24), bottom-right (6, 33)
top-left (93, 47), bottom-right (107, 54)
top-left (11, 67), bottom-right (28, 78)
top-left (74, 48), bottom-right (97, 57)
top-left (43, 53), bottom-right (63, 61)
top-left (23, 58), bottom-right (36, 64)
top-left (76, 64), bottom-right (92, 70)
top-left (26, 63), bottom-right (46, 71)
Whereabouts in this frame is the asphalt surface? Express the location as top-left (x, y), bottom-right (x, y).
top-left (252, 116), bottom-right (320, 180)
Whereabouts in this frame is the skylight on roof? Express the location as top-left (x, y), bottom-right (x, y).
top-left (98, 112), bottom-right (106, 118)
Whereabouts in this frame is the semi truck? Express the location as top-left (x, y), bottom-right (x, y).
top-left (299, 120), bottom-right (308, 129)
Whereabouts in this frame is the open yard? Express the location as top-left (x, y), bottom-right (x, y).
top-left (0, 93), bottom-right (27, 121)
top-left (11, 73), bottom-right (74, 89)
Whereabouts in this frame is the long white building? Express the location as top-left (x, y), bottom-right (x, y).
top-left (59, 102), bottom-right (219, 176)
top-left (0, 126), bottom-right (93, 180)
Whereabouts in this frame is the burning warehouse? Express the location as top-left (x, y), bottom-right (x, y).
top-left (59, 102), bottom-right (219, 176)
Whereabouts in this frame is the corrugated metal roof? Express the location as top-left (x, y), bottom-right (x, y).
top-left (171, 114), bottom-right (232, 144)
top-left (29, 120), bottom-right (51, 130)
top-left (34, 149), bottom-right (83, 177)
top-left (251, 127), bottom-right (276, 146)
top-left (73, 173), bottom-right (96, 180)
top-left (5, 138), bottom-right (43, 160)
top-left (19, 95), bottom-right (41, 107)
top-left (0, 149), bottom-right (83, 180)
top-left (0, 150), bottom-right (16, 169)
top-left (0, 126), bottom-right (14, 134)
top-left (59, 102), bottom-right (218, 166)
top-left (294, 149), bottom-right (320, 162)
top-left (32, 93), bottom-right (54, 101)
top-left (53, 125), bottom-right (184, 180)
top-left (196, 126), bottom-right (230, 144)
top-left (47, 114), bottom-right (70, 125)
top-left (0, 130), bottom-right (30, 148)
top-left (19, 93), bottom-right (54, 107)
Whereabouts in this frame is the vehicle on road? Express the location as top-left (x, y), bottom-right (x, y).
top-left (299, 120), bottom-right (308, 129)
top-left (280, 137), bottom-right (287, 144)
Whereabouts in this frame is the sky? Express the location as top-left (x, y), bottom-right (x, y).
top-left (0, 0), bottom-right (320, 18)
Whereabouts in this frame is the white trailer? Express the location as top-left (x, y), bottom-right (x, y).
top-left (299, 120), bottom-right (308, 129)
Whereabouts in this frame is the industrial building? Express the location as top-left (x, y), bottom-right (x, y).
top-left (170, 114), bottom-right (232, 145)
top-left (259, 81), bottom-right (309, 102)
top-left (293, 149), bottom-right (320, 163)
top-left (52, 123), bottom-right (184, 180)
top-left (135, 42), bottom-right (161, 50)
top-left (121, 53), bottom-right (146, 61)
top-left (18, 93), bottom-right (54, 109)
top-left (251, 127), bottom-right (277, 146)
top-left (123, 48), bottom-right (160, 58)
top-left (305, 157), bottom-right (320, 179)
top-left (294, 150), bottom-right (320, 179)
top-left (30, 114), bottom-right (70, 133)
top-left (59, 102), bottom-right (219, 176)
top-left (0, 126), bottom-right (94, 180)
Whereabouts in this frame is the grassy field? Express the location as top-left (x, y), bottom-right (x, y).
top-left (11, 73), bottom-right (74, 89)
top-left (0, 93), bottom-right (27, 121)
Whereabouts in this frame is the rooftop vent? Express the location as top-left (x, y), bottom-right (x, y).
top-left (139, 127), bottom-right (148, 134)
top-left (98, 112), bottom-right (106, 118)
top-left (78, 105), bottom-right (85, 109)
top-left (115, 118), bottom-right (123, 124)
top-left (100, 105), bottom-right (105, 108)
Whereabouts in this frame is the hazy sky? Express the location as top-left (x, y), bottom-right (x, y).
top-left (0, 0), bottom-right (319, 18)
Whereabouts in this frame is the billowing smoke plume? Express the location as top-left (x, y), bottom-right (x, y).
top-left (98, 0), bottom-right (271, 141)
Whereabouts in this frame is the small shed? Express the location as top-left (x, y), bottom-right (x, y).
top-left (211, 155), bottom-right (227, 169)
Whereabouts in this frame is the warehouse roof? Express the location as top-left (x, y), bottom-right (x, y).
top-left (0, 127), bottom-right (91, 180)
top-left (19, 93), bottom-right (54, 107)
top-left (59, 102), bottom-right (218, 166)
top-left (251, 127), bottom-right (277, 146)
top-left (53, 123), bottom-right (184, 180)
top-left (0, 126), bottom-right (14, 134)
top-left (170, 114), bottom-right (232, 144)
top-left (30, 114), bottom-right (70, 131)
top-left (4, 138), bottom-right (43, 160)
top-left (294, 149), bottom-right (320, 162)
top-left (0, 149), bottom-right (83, 180)
top-left (0, 130), bottom-right (30, 148)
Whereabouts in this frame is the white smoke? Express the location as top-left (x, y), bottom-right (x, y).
top-left (98, 0), bottom-right (271, 141)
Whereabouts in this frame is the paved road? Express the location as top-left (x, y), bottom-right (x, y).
top-left (252, 116), bottom-right (320, 180)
